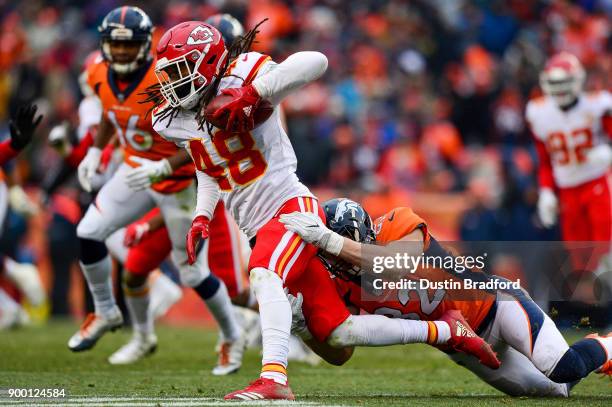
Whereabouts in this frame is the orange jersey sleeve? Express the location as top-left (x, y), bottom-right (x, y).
top-left (89, 59), bottom-right (194, 194)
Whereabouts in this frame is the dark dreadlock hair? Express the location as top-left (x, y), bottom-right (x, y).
top-left (140, 19), bottom-right (267, 134)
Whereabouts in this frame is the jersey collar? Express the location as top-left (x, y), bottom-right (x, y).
top-left (107, 58), bottom-right (153, 103)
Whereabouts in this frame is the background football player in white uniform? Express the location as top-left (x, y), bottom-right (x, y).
top-left (527, 52), bottom-right (612, 277)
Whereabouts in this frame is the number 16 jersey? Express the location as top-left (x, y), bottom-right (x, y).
top-left (153, 52), bottom-right (312, 239)
top-left (85, 57), bottom-right (194, 193)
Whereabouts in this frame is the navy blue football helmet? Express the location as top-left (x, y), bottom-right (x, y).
top-left (98, 6), bottom-right (153, 74)
top-left (204, 14), bottom-right (244, 47)
top-left (320, 198), bottom-right (376, 281)
top-left (323, 198), bottom-right (376, 244)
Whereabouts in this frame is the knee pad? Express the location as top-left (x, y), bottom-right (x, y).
top-left (193, 274), bottom-right (221, 300)
top-left (79, 238), bottom-right (108, 265)
top-left (549, 339), bottom-right (607, 383)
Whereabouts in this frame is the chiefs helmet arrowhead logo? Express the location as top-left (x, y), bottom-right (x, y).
top-left (187, 26), bottom-right (214, 45)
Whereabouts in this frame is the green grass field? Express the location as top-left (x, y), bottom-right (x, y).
top-left (0, 321), bottom-right (610, 406)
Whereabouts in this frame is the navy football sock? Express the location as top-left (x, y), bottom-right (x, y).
top-left (549, 338), bottom-right (607, 383)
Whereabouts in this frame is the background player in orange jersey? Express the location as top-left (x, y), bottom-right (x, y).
top-left (69, 6), bottom-right (244, 375)
top-left (280, 199), bottom-right (612, 396)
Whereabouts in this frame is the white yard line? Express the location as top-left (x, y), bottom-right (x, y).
top-left (0, 396), bottom-right (343, 407)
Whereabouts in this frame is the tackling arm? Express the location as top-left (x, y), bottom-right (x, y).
top-left (336, 229), bottom-right (424, 267)
top-left (279, 211), bottom-right (425, 277)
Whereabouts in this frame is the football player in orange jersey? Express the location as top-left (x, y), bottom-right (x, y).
top-left (280, 199), bottom-right (612, 396)
top-left (69, 6), bottom-right (245, 375)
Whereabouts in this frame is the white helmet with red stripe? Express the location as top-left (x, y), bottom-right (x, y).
top-left (539, 52), bottom-right (585, 108)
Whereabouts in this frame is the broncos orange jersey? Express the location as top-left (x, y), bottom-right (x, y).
top-left (335, 207), bottom-right (495, 332)
top-left (86, 58), bottom-right (194, 193)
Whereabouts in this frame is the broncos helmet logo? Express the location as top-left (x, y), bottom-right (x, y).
top-left (334, 199), bottom-right (362, 241)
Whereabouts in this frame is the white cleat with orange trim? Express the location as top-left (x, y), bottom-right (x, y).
top-left (211, 331), bottom-right (246, 376)
top-left (67, 307), bottom-right (123, 352)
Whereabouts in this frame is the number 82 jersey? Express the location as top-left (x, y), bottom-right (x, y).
top-left (526, 91), bottom-right (612, 188)
top-left (153, 52), bottom-right (312, 239)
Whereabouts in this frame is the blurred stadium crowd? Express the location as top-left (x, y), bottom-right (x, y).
top-left (0, 0), bottom-right (610, 318)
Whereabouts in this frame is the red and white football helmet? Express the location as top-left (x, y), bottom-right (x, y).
top-left (539, 52), bottom-right (585, 108)
top-left (155, 21), bottom-right (228, 109)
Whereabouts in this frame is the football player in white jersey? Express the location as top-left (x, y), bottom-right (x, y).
top-left (527, 52), bottom-right (612, 274)
top-left (151, 22), bottom-right (500, 400)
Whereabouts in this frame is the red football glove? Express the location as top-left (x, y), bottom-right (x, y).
top-left (186, 215), bottom-right (210, 265)
top-left (213, 84), bottom-right (262, 132)
top-left (124, 221), bottom-right (151, 247)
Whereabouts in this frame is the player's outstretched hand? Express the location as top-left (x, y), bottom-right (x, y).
top-left (279, 211), bottom-right (343, 256)
top-left (9, 104), bottom-right (43, 151)
top-left (213, 84), bottom-right (261, 132)
top-left (125, 157), bottom-right (172, 191)
top-left (186, 215), bottom-right (210, 265)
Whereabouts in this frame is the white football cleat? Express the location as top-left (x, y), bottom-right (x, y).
top-left (108, 331), bottom-right (158, 365)
top-left (212, 331), bottom-right (247, 376)
top-left (68, 307), bottom-right (123, 352)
